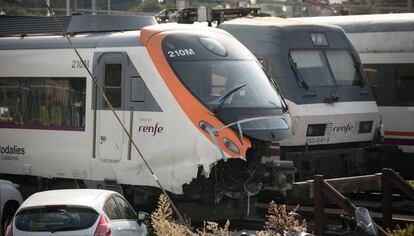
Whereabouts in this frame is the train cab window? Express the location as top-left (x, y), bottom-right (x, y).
top-left (290, 49), bottom-right (362, 88)
top-left (211, 64), bottom-right (228, 96)
top-left (397, 66), bottom-right (414, 102)
top-left (0, 77), bottom-right (86, 130)
top-left (163, 33), bottom-right (283, 111)
top-left (325, 50), bottom-right (361, 86)
top-left (104, 63), bottom-right (122, 108)
top-left (256, 57), bottom-right (269, 72)
top-left (289, 50), bottom-right (334, 87)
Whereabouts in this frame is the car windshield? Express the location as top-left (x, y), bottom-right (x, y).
top-left (14, 206), bottom-right (99, 232)
top-left (289, 49), bottom-right (362, 87)
top-left (172, 60), bottom-right (283, 110)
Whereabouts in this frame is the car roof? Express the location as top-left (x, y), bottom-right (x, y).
top-left (0, 179), bottom-right (14, 186)
top-left (19, 189), bottom-right (119, 210)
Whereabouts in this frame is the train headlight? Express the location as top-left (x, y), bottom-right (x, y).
top-left (223, 138), bottom-right (240, 154)
top-left (277, 173), bottom-right (288, 188)
top-left (306, 124), bottom-right (326, 137)
top-left (358, 121), bottom-right (373, 133)
top-left (310, 32), bottom-right (329, 46)
top-left (199, 121), bottom-right (218, 136)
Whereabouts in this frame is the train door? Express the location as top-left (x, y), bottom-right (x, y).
top-left (94, 53), bottom-right (128, 162)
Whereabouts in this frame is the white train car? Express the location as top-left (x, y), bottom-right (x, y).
top-left (220, 17), bottom-right (381, 180)
top-left (0, 16), bottom-right (292, 217)
top-left (297, 14), bottom-right (414, 154)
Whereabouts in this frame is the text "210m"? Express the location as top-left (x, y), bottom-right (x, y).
top-left (167, 49), bottom-right (195, 58)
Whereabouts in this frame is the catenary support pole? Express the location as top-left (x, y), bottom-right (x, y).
top-left (66, 0), bottom-right (70, 15)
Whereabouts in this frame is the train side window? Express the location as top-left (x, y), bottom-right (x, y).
top-left (104, 63), bottom-right (122, 108)
top-left (0, 77), bottom-right (86, 130)
top-left (397, 66), bottom-right (414, 102)
top-left (131, 76), bottom-right (145, 102)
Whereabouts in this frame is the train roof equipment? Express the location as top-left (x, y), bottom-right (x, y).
top-left (0, 15), bottom-right (157, 37)
top-left (154, 7), bottom-right (269, 25)
top-left (295, 13), bottom-right (414, 33)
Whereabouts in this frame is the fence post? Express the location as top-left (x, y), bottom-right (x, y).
top-left (314, 175), bottom-right (325, 236)
top-left (382, 169), bottom-right (393, 230)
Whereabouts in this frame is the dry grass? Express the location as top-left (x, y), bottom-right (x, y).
top-left (387, 224), bottom-right (414, 236)
top-left (150, 194), bottom-right (194, 235)
top-left (264, 201), bottom-right (307, 233)
top-left (151, 194), bottom-right (308, 236)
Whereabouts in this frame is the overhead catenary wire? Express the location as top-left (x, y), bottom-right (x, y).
top-left (41, 0), bottom-right (185, 224)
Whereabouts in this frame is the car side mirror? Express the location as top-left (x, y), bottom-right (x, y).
top-left (355, 207), bottom-right (377, 236)
top-left (137, 211), bottom-right (150, 225)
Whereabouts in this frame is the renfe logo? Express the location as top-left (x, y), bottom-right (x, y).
top-left (333, 123), bottom-right (354, 134)
top-left (138, 123), bottom-right (164, 136)
top-left (0, 145), bottom-right (25, 155)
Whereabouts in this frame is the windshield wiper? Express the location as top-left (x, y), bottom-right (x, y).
top-left (265, 73), bottom-right (289, 112)
top-left (214, 83), bottom-right (247, 114)
top-left (51, 226), bottom-right (85, 233)
top-left (288, 54), bottom-right (309, 90)
top-left (354, 61), bottom-right (366, 88)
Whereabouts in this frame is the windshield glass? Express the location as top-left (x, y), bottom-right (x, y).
top-left (15, 206), bottom-right (99, 232)
top-left (172, 60), bottom-right (282, 110)
top-left (325, 50), bottom-right (361, 86)
top-left (290, 49), bottom-right (362, 87)
top-left (163, 33), bottom-right (283, 111)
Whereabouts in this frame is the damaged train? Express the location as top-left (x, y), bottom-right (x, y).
top-left (0, 16), bottom-right (293, 218)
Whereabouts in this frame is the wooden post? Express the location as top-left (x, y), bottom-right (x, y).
top-left (382, 169), bottom-right (393, 230)
top-left (314, 175), bottom-right (325, 236)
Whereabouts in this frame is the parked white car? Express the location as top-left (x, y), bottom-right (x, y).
top-left (1, 179), bottom-right (23, 236)
top-left (5, 189), bottom-right (148, 236)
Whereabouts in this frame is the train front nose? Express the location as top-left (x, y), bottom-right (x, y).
top-left (238, 115), bottom-right (291, 141)
top-left (217, 109), bottom-right (291, 142)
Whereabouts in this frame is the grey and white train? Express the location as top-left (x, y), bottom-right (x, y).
top-left (297, 13), bottom-right (414, 155)
top-left (220, 17), bottom-right (381, 180)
